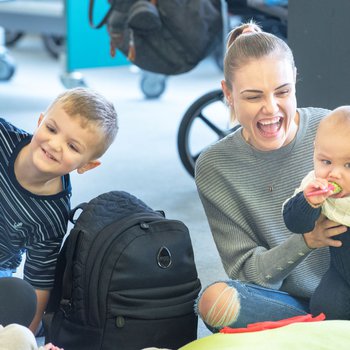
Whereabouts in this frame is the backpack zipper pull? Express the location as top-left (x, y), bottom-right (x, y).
top-left (110, 40), bottom-right (116, 57)
top-left (128, 29), bottom-right (136, 61)
top-left (109, 32), bottom-right (120, 58)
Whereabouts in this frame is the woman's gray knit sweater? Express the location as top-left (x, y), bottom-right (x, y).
top-left (195, 107), bottom-right (330, 298)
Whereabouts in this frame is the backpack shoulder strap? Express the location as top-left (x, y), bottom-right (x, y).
top-left (69, 202), bottom-right (88, 224)
top-left (46, 200), bottom-right (87, 314)
top-left (89, 0), bottom-right (116, 29)
top-left (60, 227), bottom-right (81, 304)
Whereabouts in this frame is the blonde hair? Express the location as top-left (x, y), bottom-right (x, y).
top-left (224, 22), bottom-right (295, 90)
top-left (317, 105), bottom-right (350, 134)
top-left (45, 88), bottom-right (118, 158)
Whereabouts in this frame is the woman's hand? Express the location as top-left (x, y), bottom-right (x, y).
top-left (303, 214), bottom-right (347, 249)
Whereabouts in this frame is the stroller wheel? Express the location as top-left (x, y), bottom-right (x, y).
top-left (177, 89), bottom-right (239, 177)
top-left (140, 71), bottom-right (167, 99)
top-left (60, 71), bottom-right (87, 89)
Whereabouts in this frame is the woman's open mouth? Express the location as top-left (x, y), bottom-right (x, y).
top-left (257, 117), bottom-right (283, 137)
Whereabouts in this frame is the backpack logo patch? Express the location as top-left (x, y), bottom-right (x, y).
top-left (157, 246), bottom-right (172, 269)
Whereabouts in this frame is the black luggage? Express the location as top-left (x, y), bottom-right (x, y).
top-left (44, 191), bottom-right (201, 350)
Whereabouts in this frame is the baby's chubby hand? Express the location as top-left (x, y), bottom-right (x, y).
top-left (304, 178), bottom-right (333, 206)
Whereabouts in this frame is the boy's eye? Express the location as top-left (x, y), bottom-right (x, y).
top-left (68, 143), bottom-right (79, 152)
top-left (321, 159), bottom-right (331, 165)
top-left (345, 163), bottom-right (350, 169)
top-left (46, 124), bottom-right (56, 133)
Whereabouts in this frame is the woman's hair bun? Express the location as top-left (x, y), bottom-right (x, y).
top-left (226, 22), bottom-right (262, 49)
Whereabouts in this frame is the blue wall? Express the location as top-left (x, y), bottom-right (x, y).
top-left (66, 0), bottom-right (129, 72)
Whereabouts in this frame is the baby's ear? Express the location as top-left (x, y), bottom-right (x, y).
top-left (77, 160), bottom-right (101, 174)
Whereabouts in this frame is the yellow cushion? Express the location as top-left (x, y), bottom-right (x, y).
top-left (180, 321), bottom-right (350, 350)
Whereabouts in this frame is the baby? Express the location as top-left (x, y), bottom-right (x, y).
top-left (283, 105), bottom-right (350, 319)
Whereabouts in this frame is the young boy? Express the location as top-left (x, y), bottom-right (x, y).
top-left (0, 87), bottom-right (118, 333)
top-left (283, 106), bottom-right (350, 320)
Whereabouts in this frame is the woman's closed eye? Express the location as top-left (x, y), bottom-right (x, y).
top-left (246, 95), bottom-right (261, 101)
top-left (276, 89), bottom-right (290, 97)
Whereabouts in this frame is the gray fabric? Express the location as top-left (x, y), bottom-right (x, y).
top-left (0, 324), bottom-right (38, 350)
top-left (0, 277), bottom-right (36, 327)
top-left (195, 107), bottom-right (331, 298)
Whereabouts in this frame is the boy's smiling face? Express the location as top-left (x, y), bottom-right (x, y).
top-left (29, 103), bottom-right (103, 177)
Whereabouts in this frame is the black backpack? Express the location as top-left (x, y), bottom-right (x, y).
top-left (44, 191), bottom-right (201, 350)
top-left (88, 0), bottom-right (222, 75)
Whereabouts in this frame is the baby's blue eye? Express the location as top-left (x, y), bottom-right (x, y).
top-left (321, 159), bottom-right (331, 165)
top-left (345, 163), bottom-right (350, 169)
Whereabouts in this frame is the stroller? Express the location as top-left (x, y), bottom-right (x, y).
top-left (90, 0), bottom-right (287, 99)
top-left (141, 0), bottom-right (287, 99)
top-left (140, 0), bottom-right (287, 99)
top-left (177, 0), bottom-right (288, 177)
top-left (90, 0), bottom-right (288, 176)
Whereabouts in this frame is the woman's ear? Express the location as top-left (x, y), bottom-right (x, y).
top-left (76, 160), bottom-right (101, 174)
top-left (221, 80), bottom-right (233, 107)
top-left (37, 113), bottom-right (44, 127)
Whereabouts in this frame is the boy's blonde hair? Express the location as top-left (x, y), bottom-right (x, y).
top-left (45, 88), bottom-right (118, 158)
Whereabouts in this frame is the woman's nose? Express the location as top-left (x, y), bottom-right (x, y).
top-left (263, 96), bottom-right (279, 115)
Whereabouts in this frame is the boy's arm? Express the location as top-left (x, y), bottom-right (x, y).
top-left (283, 191), bottom-right (322, 233)
top-left (29, 289), bottom-right (50, 334)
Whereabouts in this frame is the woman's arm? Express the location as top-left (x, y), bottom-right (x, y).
top-left (198, 193), bottom-right (313, 289)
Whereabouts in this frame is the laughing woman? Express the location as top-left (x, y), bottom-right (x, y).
top-left (194, 22), bottom-right (344, 331)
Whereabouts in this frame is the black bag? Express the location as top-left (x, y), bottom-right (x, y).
top-left (44, 191), bottom-right (201, 350)
top-left (89, 0), bottom-right (222, 75)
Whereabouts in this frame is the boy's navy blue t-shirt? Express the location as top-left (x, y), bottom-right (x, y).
top-left (0, 118), bottom-right (71, 289)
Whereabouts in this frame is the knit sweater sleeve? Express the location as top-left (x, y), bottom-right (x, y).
top-left (283, 191), bottom-right (322, 233)
top-left (196, 175), bottom-right (312, 289)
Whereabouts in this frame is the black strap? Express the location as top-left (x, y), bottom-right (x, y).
top-left (61, 228), bottom-right (82, 302)
top-left (69, 203), bottom-right (87, 224)
top-left (89, 0), bottom-right (116, 29)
